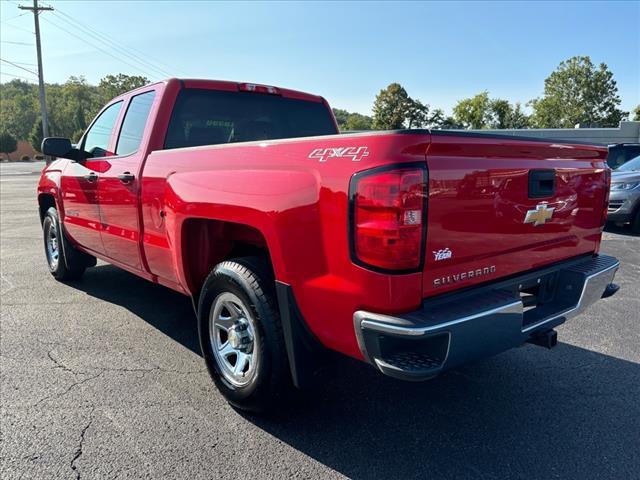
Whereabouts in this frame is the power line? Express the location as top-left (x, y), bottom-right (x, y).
top-left (40, 16), bottom-right (161, 81)
top-left (5, 60), bottom-right (37, 67)
top-left (0, 11), bottom-right (29, 23)
top-left (0, 71), bottom-right (34, 81)
top-left (53, 7), bottom-right (184, 77)
top-left (49, 9), bottom-right (174, 78)
top-left (0, 40), bottom-right (35, 46)
top-left (0, 58), bottom-right (38, 76)
top-left (0, 22), bottom-right (34, 34)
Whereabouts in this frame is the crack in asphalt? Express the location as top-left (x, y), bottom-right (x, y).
top-left (47, 350), bottom-right (82, 375)
top-left (31, 353), bottom-right (206, 407)
top-left (70, 407), bottom-right (95, 480)
top-left (32, 372), bottom-right (104, 407)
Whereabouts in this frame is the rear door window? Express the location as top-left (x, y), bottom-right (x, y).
top-left (116, 90), bottom-right (156, 156)
top-left (164, 89), bottom-right (337, 149)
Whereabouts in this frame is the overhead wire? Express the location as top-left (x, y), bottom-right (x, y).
top-left (54, 7), bottom-right (182, 76)
top-left (0, 22), bottom-right (34, 34)
top-left (50, 8), bottom-right (178, 78)
top-left (39, 15), bottom-right (161, 81)
top-left (0, 71), bottom-right (34, 81)
top-left (0, 11), bottom-right (29, 23)
top-left (1, 40), bottom-right (35, 46)
top-left (5, 59), bottom-right (37, 67)
top-left (0, 58), bottom-right (38, 76)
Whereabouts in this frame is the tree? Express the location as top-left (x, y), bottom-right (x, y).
top-left (0, 130), bottom-right (18, 161)
top-left (529, 56), bottom-right (626, 128)
top-left (372, 83), bottom-right (411, 130)
top-left (505, 102), bottom-right (530, 129)
top-left (98, 74), bottom-right (149, 104)
top-left (489, 99), bottom-right (511, 129)
top-left (331, 108), bottom-right (373, 131)
top-left (489, 99), bottom-right (530, 129)
top-left (345, 113), bottom-right (373, 130)
top-left (0, 79), bottom-right (39, 140)
top-left (438, 116), bottom-right (463, 129)
top-left (0, 74), bottom-right (149, 145)
top-left (332, 108), bottom-right (350, 130)
top-left (453, 91), bottom-right (492, 129)
top-left (427, 108), bottom-right (446, 128)
top-left (29, 118), bottom-right (44, 153)
top-left (633, 105), bottom-right (640, 121)
top-left (48, 76), bottom-right (100, 139)
top-left (406, 99), bottom-right (430, 128)
top-left (453, 93), bottom-right (530, 129)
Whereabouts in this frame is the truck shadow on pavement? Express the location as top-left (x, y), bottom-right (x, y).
top-left (75, 264), bottom-right (639, 480)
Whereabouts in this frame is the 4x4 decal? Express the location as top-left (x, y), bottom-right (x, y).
top-left (308, 146), bottom-right (369, 162)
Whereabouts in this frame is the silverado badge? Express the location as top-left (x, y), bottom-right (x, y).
top-left (524, 203), bottom-right (555, 226)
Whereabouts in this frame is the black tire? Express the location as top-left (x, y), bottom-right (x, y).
top-left (631, 206), bottom-right (640, 234)
top-left (197, 256), bottom-right (291, 412)
top-left (42, 207), bottom-right (87, 281)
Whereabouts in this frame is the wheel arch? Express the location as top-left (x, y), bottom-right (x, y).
top-left (180, 218), bottom-right (277, 308)
top-left (37, 193), bottom-right (57, 224)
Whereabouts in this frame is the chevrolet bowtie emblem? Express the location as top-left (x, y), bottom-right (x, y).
top-left (524, 203), bottom-right (555, 226)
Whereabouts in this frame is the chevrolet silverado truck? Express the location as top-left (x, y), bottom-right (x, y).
top-left (38, 79), bottom-right (620, 411)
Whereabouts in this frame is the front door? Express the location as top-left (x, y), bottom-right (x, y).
top-left (98, 90), bottom-right (157, 271)
top-left (60, 101), bottom-right (123, 256)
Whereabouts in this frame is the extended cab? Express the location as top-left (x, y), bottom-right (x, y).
top-left (38, 79), bottom-right (620, 411)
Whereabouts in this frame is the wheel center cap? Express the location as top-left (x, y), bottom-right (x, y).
top-left (228, 327), bottom-right (240, 349)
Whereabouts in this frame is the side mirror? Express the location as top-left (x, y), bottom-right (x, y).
top-left (41, 137), bottom-right (82, 161)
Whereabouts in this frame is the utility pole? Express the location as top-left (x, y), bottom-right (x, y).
top-left (19, 0), bottom-right (53, 140)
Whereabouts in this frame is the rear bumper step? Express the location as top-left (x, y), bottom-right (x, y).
top-left (353, 254), bottom-right (619, 381)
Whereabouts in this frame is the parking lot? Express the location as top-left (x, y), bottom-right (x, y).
top-left (1, 161), bottom-right (639, 479)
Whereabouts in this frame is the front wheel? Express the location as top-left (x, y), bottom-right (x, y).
top-left (42, 207), bottom-right (87, 281)
top-left (197, 257), bottom-right (291, 412)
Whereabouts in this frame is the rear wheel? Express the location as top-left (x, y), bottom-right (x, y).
top-left (197, 257), bottom-right (290, 412)
top-left (42, 207), bottom-right (87, 281)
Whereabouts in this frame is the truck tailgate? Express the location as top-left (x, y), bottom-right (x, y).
top-left (423, 134), bottom-right (609, 298)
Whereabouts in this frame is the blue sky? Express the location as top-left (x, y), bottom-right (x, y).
top-left (1, 0), bottom-right (639, 116)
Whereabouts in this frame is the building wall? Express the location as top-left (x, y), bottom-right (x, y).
top-left (469, 121), bottom-right (640, 146)
top-left (0, 140), bottom-right (38, 162)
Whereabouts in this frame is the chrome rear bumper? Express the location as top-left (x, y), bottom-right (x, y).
top-left (354, 254), bottom-right (620, 381)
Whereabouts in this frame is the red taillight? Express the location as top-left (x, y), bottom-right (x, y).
top-left (238, 83), bottom-right (280, 95)
top-left (600, 167), bottom-right (611, 227)
top-left (351, 166), bottom-right (426, 271)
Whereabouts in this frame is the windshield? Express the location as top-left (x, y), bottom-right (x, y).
top-left (164, 89), bottom-right (337, 149)
top-left (616, 155), bottom-right (640, 172)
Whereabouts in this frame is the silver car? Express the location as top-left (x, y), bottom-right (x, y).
top-left (608, 154), bottom-right (640, 233)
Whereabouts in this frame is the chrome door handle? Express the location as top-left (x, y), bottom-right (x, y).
top-left (118, 172), bottom-right (135, 184)
top-left (83, 172), bottom-right (98, 182)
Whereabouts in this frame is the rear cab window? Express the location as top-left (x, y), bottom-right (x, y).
top-left (163, 89), bottom-right (337, 149)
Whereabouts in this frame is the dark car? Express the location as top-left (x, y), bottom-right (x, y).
top-left (607, 143), bottom-right (640, 169)
top-left (608, 154), bottom-right (640, 232)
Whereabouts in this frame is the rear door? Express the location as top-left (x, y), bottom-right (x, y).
top-left (423, 134), bottom-right (609, 298)
top-left (60, 101), bottom-right (123, 255)
top-left (98, 89), bottom-right (157, 270)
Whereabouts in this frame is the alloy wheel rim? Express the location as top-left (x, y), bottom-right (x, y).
top-left (46, 222), bottom-right (59, 270)
top-left (209, 292), bottom-right (259, 387)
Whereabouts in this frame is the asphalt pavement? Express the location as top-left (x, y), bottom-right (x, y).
top-left (1, 161), bottom-right (639, 479)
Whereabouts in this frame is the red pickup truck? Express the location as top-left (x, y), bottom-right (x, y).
top-left (38, 78), bottom-right (620, 411)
